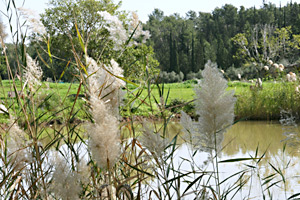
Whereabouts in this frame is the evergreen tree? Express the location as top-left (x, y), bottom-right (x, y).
top-left (145, 2), bottom-right (300, 80)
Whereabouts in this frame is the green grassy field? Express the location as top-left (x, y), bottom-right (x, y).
top-left (126, 80), bottom-right (300, 120)
top-left (0, 80), bottom-right (82, 98)
top-left (0, 80), bottom-right (85, 124)
top-left (1, 80), bottom-right (299, 121)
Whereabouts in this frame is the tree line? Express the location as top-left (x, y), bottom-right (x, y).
top-left (0, 0), bottom-right (159, 82)
top-left (145, 2), bottom-right (300, 79)
top-left (2, 1), bottom-right (300, 81)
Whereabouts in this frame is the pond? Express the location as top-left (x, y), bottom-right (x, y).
top-left (170, 120), bottom-right (300, 199)
top-left (54, 120), bottom-right (300, 199)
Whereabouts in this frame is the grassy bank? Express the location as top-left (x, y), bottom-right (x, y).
top-left (1, 79), bottom-right (298, 121)
top-left (0, 80), bottom-right (86, 124)
top-left (235, 81), bottom-right (300, 120)
top-left (126, 80), bottom-right (300, 120)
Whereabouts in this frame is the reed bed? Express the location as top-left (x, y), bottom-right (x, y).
top-left (0, 1), bottom-right (300, 199)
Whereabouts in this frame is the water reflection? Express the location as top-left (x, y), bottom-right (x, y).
top-left (49, 120), bottom-right (300, 199)
top-left (173, 120), bottom-right (300, 199)
top-left (223, 121), bottom-right (297, 157)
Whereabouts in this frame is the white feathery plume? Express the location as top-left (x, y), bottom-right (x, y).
top-left (98, 11), bottom-right (128, 50)
top-left (24, 54), bottom-right (43, 92)
top-left (18, 7), bottom-right (46, 36)
top-left (128, 12), bottom-right (151, 45)
top-left (86, 57), bottom-right (125, 116)
top-left (181, 61), bottom-right (236, 153)
top-left (86, 97), bottom-right (121, 169)
top-left (6, 119), bottom-right (31, 170)
top-left (99, 11), bottom-right (150, 49)
top-left (85, 56), bottom-right (123, 169)
top-left (139, 122), bottom-right (169, 159)
top-left (86, 56), bottom-right (106, 97)
top-left (51, 156), bottom-right (81, 200)
top-left (129, 12), bottom-right (141, 37)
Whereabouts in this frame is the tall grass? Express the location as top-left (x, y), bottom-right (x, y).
top-left (235, 81), bottom-right (300, 120)
top-left (0, 1), bottom-right (300, 199)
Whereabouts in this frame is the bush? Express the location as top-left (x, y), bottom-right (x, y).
top-left (166, 98), bottom-right (195, 117)
top-left (186, 69), bottom-right (202, 80)
top-left (225, 66), bottom-right (244, 80)
top-left (183, 79), bottom-right (198, 84)
top-left (186, 72), bottom-right (196, 80)
top-left (159, 71), bottom-right (184, 83)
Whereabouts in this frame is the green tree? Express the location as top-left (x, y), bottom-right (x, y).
top-left (231, 25), bottom-right (300, 73)
top-left (145, 3), bottom-right (300, 80)
top-left (37, 0), bottom-right (158, 81)
top-left (118, 44), bottom-right (159, 78)
top-left (145, 11), bottom-right (181, 72)
top-left (0, 15), bottom-right (8, 79)
top-left (0, 51), bottom-right (6, 79)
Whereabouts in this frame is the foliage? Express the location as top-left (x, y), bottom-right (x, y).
top-left (159, 70), bottom-right (184, 83)
top-left (35, 0), bottom-right (158, 81)
top-left (119, 44), bottom-right (159, 80)
top-left (225, 65), bottom-right (245, 80)
top-left (0, 16), bottom-right (7, 79)
top-left (186, 69), bottom-right (202, 80)
top-left (235, 81), bottom-right (300, 120)
top-left (0, 50), bottom-right (6, 79)
top-left (231, 25), bottom-right (300, 75)
top-left (166, 98), bottom-right (195, 116)
top-left (145, 3), bottom-right (300, 79)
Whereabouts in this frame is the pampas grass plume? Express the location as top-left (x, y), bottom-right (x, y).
top-left (181, 61), bottom-right (236, 152)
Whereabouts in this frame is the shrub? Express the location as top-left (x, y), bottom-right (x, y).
top-left (166, 98), bottom-right (195, 116)
top-left (225, 66), bottom-right (245, 80)
top-left (186, 69), bottom-right (202, 80)
top-left (159, 71), bottom-right (184, 83)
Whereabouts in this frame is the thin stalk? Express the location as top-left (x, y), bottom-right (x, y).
top-left (0, 37), bottom-right (33, 136)
top-left (159, 158), bottom-right (172, 199)
top-left (108, 170), bottom-right (113, 200)
top-left (30, 93), bottom-right (48, 199)
top-left (255, 161), bottom-right (265, 199)
top-left (213, 119), bottom-right (221, 199)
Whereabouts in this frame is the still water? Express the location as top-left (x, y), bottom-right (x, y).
top-left (170, 120), bottom-right (300, 199)
top-left (57, 120), bottom-right (300, 199)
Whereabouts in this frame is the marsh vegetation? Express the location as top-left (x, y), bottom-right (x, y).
top-left (1, 0), bottom-right (300, 199)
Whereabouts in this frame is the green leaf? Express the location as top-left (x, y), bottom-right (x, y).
top-left (123, 161), bottom-right (154, 177)
top-left (163, 171), bottom-right (193, 185)
top-left (59, 60), bottom-right (71, 80)
top-left (125, 22), bottom-right (140, 46)
top-left (75, 23), bottom-right (86, 55)
top-left (219, 158), bottom-right (260, 163)
top-left (288, 193), bottom-right (300, 200)
top-left (264, 180), bottom-right (281, 191)
top-left (182, 174), bottom-right (204, 195)
top-left (47, 37), bottom-right (52, 64)
top-left (102, 64), bottom-right (138, 87)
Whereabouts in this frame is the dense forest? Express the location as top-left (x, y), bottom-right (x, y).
top-left (3, 1), bottom-right (300, 81)
top-left (145, 2), bottom-right (300, 81)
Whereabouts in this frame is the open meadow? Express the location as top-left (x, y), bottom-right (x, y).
top-left (2, 79), bottom-right (296, 121)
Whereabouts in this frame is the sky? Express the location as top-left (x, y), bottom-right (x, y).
top-left (119, 0), bottom-right (300, 22)
top-left (1, 0), bottom-right (300, 23)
